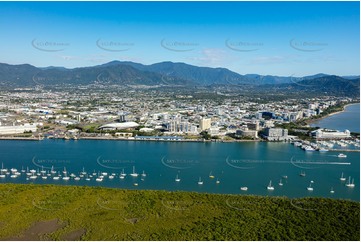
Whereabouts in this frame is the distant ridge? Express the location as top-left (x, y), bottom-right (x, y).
top-left (0, 61), bottom-right (359, 97)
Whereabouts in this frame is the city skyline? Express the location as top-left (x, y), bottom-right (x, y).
top-left (0, 1), bottom-right (359, 76)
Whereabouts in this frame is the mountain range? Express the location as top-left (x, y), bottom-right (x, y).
top-left (0, 61), bottom-right (359, 96)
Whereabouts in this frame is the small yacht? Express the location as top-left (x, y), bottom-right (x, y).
top-left (216, 178), bottom-right (220, 184)
top-left (96, 177), bottom-right (103, 182)
top-left (85, 175), bottom-right (91, 181)
top-left (240, 187), bottom-right (248, 191)
top-left (340, 172), bottom-right (346, 181)
top-left (30, 169), bottom-right (36, 173)
top-left (29, 174), bottom-right (37, 179)
top-left (62, 167), bottom-right (67, 174)
top-left (278, 179), bottom-right (283, 186)
top-left (307, 182), bottom-right (314, 191)
top-left (10, 174), bottom-right (17, 179)
top-left (120, 169), bottom-right (127, 177)
top-left (50, 166), bottom-right (56, 174)
top-left (10, 168), bottom-right (17, 173)
top-left (26, 167), bottom-right (32, 176)
top-left (209, 171), bottom-right (215, 179)
top-left (133, 183), bottom-right (138, 186)
top-left (141, 170), bottom-right (147, 177)
top-left (62, 176), bottom-right (70, 181)
top-left (40, 166), bottom-right (46, 174)
top-left (299, 171), bottom-right (306, 177)
top-left (42, 175), bottom-right (47, 180)
top-left (346, 176), bottom-right (355, 188)
top-left (198, 177), bottom-right (203, 185)
top-left (0, 163), bottom-right (7, 172)
top-left (53, 176), bottom-right (60, 180)
top-left (267, 180), bottom-right (274, 190)
top-left (108, 175), bottom-right (114, 179)
top-left (282, 175), bottom-right (288, 179)
top-left (119, 175), bottom-right (125, 179)
top-left (330, 187), bottom-right (335, 194)
top-left (130, 166), bottom-right (138, 177)
top-left (74, 177), bottom-right (81, 181)
top-left (101, 172), bottom-right (108, 176)
top-left (81, 167), bottom-right (87, 175)
top-left (175, 174), bottom-right (181, 182)
top-left (0, 172), bottom-right (5, 178)
top-left (21, 166), bottom-right (26, 173)
top-left (337, 153), bottom-right (347, 158)
top-left (70, 173), bottom-right (76, 178)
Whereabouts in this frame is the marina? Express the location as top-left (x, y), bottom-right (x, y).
top-left (0, 139), bottom-right (359, 201)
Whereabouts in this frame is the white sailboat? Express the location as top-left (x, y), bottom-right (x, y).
top-left (0, 163), bottom-right (7, 172)
top-left (50, 166), bottom-right (56, 174)
top-left (330, 187), bottom-right (335, 194)
top-left (216, 178), bottom-right (220, 184)
top-left (175, 174), bottom-right (181, 182)
top-left (240, 187), bottom-right (248, 191)
top-left (278, 179), bottom-right (283, 186)
top-left (130, 166), bottom-right (138, 177)
top-left (81, 167), bottom-right (87, 175)
top-left (198, 177), bottom-right (203, 185)
top-left (346, 176), bottom-right (355, 188)
top-left (267, 180), bottom-right (274, 190)
top-left (40, 166), bottom-right (46, 174)
top-left (307, 182), bottom-right (313, 191)
top-left (120, 168), bottom-right (127, 177)
top-left (340, 172), bottom-right (346, 181)
top-left (141, 170), bottom-right (146, 177)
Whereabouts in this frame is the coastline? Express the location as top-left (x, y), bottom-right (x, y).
top-left (306, 102), bottom-right (359, 125)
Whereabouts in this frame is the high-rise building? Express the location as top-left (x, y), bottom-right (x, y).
top-left (199, 118), bottom-right (211, 131)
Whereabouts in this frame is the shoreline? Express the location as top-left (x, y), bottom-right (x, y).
top-left (306, 102), bottom-right (359, 125)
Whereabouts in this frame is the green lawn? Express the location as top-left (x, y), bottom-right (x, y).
top-left (0, 183), bottom-right (359, 240)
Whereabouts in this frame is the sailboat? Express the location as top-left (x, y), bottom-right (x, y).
top-left (0, 170), bottom-right (5, 178)
top-left (330, 187), bottom-right (335, 194)
top-left (307, 182), bottom-right (313, 191)
top-left (299, 171), bottom-right (306, 177)
top-left (216, 178), bottom-right (220, 184)
top-left (346, 176), bottom-right (355, 188)
top-left (198, 177), bottom-right (203, 185)
top-left (141, 170), bottom-right (147, 177)
top-left (240, 186), bottom-right (248, 191)
top-left (120, 168), bottom-right (127, 177)
top-left (0, 163), bottom-right (7, 172)
top-left (267, 180), bottom-right (274, 190)
top-left (175, 174), bottom-right (181, 182)
top-left (209, 171), bottom-right (215, 179)
top-left (53, 172), bottom-right (60, 180)
top-left (340, 172), bottom-right (346, 181)
top-left (81, 167), bottom-right (87, 175)
top-left (50, 166), bottom-right (56, 174)
top-left (63, 167), bottom-right (67, 175)
top-left (40, 166), bottom-right (46, 174)
top-left (130, 166), bottom-right (138, 177)
top-left (278, 179), bottom-right (283, 186)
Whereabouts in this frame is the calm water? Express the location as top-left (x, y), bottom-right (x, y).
top-left (311, 103), bottom-right (360, 133)
top-left (0, 140), bottom-right (359, 201)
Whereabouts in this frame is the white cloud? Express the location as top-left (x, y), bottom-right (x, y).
top-left (188, 48), bottom-right (235, 67)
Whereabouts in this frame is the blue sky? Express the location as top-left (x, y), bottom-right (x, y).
top-left (0, 1), bottom-right (359, 76)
